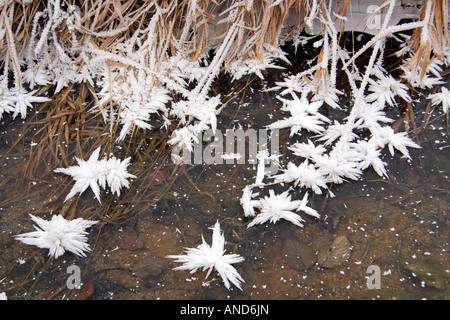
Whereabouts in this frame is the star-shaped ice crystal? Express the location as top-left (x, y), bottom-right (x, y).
top-left (15, 214), bottom-right (98, 259)
top-left (167, 220), bottom-right (245, 290)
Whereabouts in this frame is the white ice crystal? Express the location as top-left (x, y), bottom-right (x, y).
top-left (267, 95), bottom-right (327, 136)
top-left (170, 95), bottom-right (222, 133)
top-left (428, 86), bottom-right (450, 114)
top-left (254, 149), bottom-right (269, 185)
top-left (248, 190), bottom-right (319, 228)
top-left (117, 86), bottom-right (171, 141)
top-left (288, 140), bottom-right (326, 160)
top-left (352, 139), bottom-right (388, 178)
top-left (374, 126), bottom-right (421, 159)
top-left (54, 147), bottom-right (104, 202)
top-left (15, 214), bottom-right (98, 259)
top-left (366, 75), bottom-right (411, 107)
top-left (317, 120), bottom-right (357, 146)
top-left (226, 49), bottom-right (285, 81)
top-left (0, 87), bottom-right (50, 120)
top-left (168, 122), bottom-right (209, 153)
top-left (279, 93), bottom-right (330, 123)
top-left (354, 102), bottom-right (394, 133)
top-left (240, 186), bottom-right (260, 217)
top-left (401, 58), bottom-right (444, 89)
top-left (168, 125), bottom-right (199, 153)
top-left (296, 192), bottom-right (321, 220)
top-left (54, 147), bottom-right (136, 203)
top-left (101, 156), bottom-right (136, 197)
top-left (22, 66), bottom-right (51, 89)
top-left (167, 220), bottom-right (245, 291)
top-left (312, 150), bottom-right (362, 185)
top-left (311, 85), bottom-right (343, 110)
top-left (273, 161), bottom-right (328, 195)
top-left (274, 74), bottom-right (309, 96)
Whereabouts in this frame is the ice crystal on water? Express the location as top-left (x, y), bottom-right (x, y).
top-left (247, 190), bottom-right (319, 228)
top-left (167, 220), bottom-right (245, 291)
top-left (428, 87), bottom-right (450, 114)
top-left (16, 214), bottom-right (98, 259)
top-left (54, 147), bottom-right (136, 203)
top-left (1, 0), bottom-right (448, 296)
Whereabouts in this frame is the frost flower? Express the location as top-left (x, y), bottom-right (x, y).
top-left (101, 156), bottom-right (136, 197)
top-left (288, 139), bottom-right (326, 160)
top-left (374, 126), bottom-right (421, 159)
top-left (274, 74), bottom-right (309, 95)
top-left (366, 75), bottom-right (411, 107)
top-left (0, 86), bottom-right (50, 120)
top-left (267, 108), bottom-right (325, 137)
top-left (428, 87), bottom-right (450, 114)
top-left (248, 190), bottom-right (319, 228)
top-left (16, 214), bottom-right (98, 259)
top-left (167, 221), bottom-right (245, 291)
top-left (267, 93), bottom-right (328, 137)
top-left (273, 161), bottom-right (328, 194)
top-left (54, 147), bottom-right (104, 202)
top-left (352, 139), bottom-right (388, 178)
top-left (296, 192), bottom-right (321, 220)
top-left (312, 152), bottom-right (361, 184)
top-left (118, 86), bottom-right (171, 141)
top-left (240, 186), bottom-right (260, 217)
top-left (54, 147), bottom-right (136, 203)
top-left (170, 95), bottom-right (221, 133)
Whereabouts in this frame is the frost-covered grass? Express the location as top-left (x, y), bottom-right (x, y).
top-left (1, 0), bottom-right (449, 292)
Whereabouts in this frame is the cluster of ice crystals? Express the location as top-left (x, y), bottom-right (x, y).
top-left (16, 214), bottom-right (98, 259)
top-left (54, 147), bottom-right (136, 203)
top-left (244, 190), bottom-right (319, 229)
top-left (167, 221), bottom-right (245, 291)
top-left (1, 0), bottom-right (447, 285)
top-left (0, 85), bottom-right (50, 120)
top-left (428, 87), bottom-right (450, 114)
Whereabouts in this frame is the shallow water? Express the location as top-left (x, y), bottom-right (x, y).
top-left (0, 62), bottom-right (448, 301)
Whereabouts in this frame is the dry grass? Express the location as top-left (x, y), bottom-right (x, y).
top-left (406, 0), bottom-right (448, 77)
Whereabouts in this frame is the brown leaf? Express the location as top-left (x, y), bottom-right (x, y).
top-left (318, 235), bottom-right (352, 268)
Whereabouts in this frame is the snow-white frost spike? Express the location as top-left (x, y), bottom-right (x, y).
top-left (272, 161), bottom-right (328, 195)
top-left (102, 156), bottom-right (136, 197)
top-left (54, 147), bottom-right (136, 203)
top-left (167, 220), bottom-right (245, 291)
top-left (117, 86), bottom-right (172, 141)
top-left (254, 150), bottom-right (269, 185)
top-left (0, 87), bottom-right (50, 120)
top-left (54, 147), bottom-right (104, 202)
top-left (375, 126), bottom-right (422, 159)
top-left (248, 190), bottom-right (318, 228)
top-left (15, 214), bottom-right (98, 259)
top-left (428, 87), bottom-right (450, 114)
top-left (240, 186), bottom-right (260, 217)
top-left (366, 74), bottom-right (411, 107)
top-left (296, 192), bottom-right (320, 219)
